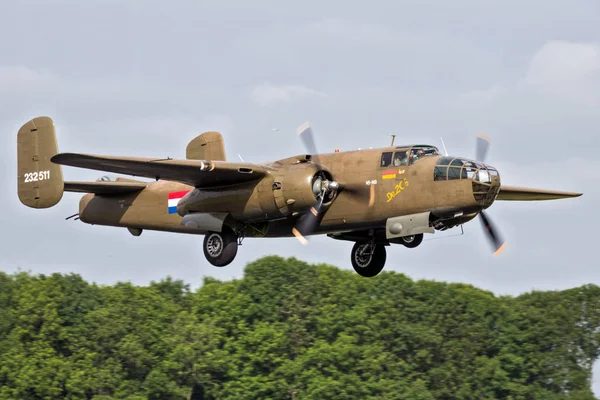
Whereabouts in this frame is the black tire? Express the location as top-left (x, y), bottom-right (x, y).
top-left (350, 242), bottom-right (387, 277)
top-left (400, 233), bottom-right (423, 248)
top-left (203, 226), bottom-right (238, 267)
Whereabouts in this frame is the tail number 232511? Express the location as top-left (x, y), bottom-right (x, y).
top-left (23, 170), bottom-right (51, 183)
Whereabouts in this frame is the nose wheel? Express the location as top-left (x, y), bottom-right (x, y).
top-left (203, 226), bottom-right (238, 267)
top-left (399, 233), bottom-right (423, 248)
top-left (350, 242), bottom-right (387, 277)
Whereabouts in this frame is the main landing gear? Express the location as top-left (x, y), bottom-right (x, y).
top-left (350, 242), bottom-right (387, 277)
top-left (203, 226), bottom-right (240, 267)
top-left (350, 233), bottom-right (424, 278)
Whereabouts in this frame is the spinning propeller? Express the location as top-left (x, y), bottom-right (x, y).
top-left (292, 122), bottom-right (372, 244)
top-left (474, 134), bottom-right (506, 256)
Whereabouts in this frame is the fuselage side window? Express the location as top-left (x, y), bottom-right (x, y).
top-left (380, 151), bottom-right (393, 167)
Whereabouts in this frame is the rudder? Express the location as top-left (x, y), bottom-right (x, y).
top-left (17, 116), bottom-right (64, 208)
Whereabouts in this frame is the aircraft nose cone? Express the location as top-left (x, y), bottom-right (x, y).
top-left (472, 164), bottom-right (501, 209)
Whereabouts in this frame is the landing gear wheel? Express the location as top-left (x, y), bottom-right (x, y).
top-left (203, 226), bottom-right (238, 267)
top-left (351, 242), bottom-right (387, 277)
top-left (400, 233), bottom-right (423, 248)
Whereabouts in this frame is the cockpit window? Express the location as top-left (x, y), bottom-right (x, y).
top-left (392, 150), bottom-right (408, 166)
top-left (408, 145), bottom-right (439, 165)
top-left (380, 151), bottom-right (393, 167)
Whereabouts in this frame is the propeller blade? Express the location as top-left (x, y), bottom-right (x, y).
top-left (292, 195), bottom-right (326, 245)
top-left (476, 134), bottom-right (490, 162)
top-left (292, 227), bottom-right (309, 245)
top-left (297, 121), bottom-right (320, 164)
top-left (338, 183), bottom-right (375, 208)
top-left (479, 211), bottom-right (506, 255)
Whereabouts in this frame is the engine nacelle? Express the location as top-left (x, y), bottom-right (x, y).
top-left (177, 162), bottom-right (335, 222)
top-left (276, 163), bottom-right (332, 215)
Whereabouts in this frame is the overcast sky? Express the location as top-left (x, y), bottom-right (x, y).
top-left (1, 0), bottom-right (599, 393)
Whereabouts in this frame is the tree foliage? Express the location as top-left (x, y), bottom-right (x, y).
top-left (0, 256), bottom-right (598, 399)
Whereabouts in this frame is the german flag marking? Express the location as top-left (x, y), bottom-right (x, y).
top-left (382, 170), bottom-right (397, 179)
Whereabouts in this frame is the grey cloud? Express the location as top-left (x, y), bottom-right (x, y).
top-left (249, 83), bottom-right (328, 108)
top-left (300, 17), bottom-right (421, 48)
top-left (455, 41), bottom-right (600, 109)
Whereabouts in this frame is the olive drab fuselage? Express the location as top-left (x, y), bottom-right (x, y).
top-left (76, 146), bottom-right (499, 238)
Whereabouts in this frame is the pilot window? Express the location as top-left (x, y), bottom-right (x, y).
top-left (408, 148), bottom-right (424, 165)
top-left (403, 146), bottom-right (440, 165)
top-left (393, 150), bottom-right (408, 166)
top-left (380, 152), bottom-right (393, 167)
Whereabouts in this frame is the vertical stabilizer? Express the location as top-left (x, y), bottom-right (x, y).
top-left (17, 116), bottom-right (64, 208)
top-left (186, 131), bottom-right (226, 161)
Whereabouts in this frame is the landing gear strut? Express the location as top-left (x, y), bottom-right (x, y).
top-left (203, 226), bottom-right (238, 267)
top-left (350, 241), bottom-right (387, 277)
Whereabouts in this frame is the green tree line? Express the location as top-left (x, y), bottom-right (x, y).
top-left (0, 256), bottom-right (598, 399)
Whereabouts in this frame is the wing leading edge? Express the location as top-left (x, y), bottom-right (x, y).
top-left (51, 153), bottom-right (267, 188)
top-left (497, 185), bottom-right (582, 201)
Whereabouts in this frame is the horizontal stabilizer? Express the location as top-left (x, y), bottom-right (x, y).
top-left (51, 153), bottom-right (267, 188)
top-left (64, 181), bottom-right (147, 195)
top-left (496, 185), bottom-right (582, 201)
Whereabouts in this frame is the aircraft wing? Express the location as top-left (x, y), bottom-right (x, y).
top-left (51, 153), bottom-right (267, 188)
top-left (496, 185), bottom-right (582, 201)
top-left (64, 181), bottom-right (147, 195)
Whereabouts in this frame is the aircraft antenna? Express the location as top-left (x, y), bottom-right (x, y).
top-left (237, 154), bottom-right (244, 162)
top-left (390, 134), bottom-right (396, 146)
top-left (440, 137), bottom-right (449, 156)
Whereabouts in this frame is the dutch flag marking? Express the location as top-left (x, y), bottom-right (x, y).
top-left (168, 190), bottom-right (190, 214)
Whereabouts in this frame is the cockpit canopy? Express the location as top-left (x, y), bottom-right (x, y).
top-left (380, 145), bottom-right (440, 167)
top-left (433, 156), bottom-right (498, 183)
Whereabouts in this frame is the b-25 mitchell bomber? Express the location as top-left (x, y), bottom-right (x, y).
top-left (17, 116), bottom-right (582, 277)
